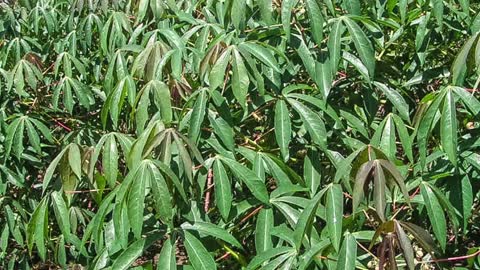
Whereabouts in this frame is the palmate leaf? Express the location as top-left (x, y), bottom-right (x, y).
top-left (5, 115), bottom-right (53, 158)
top-left (101, 75), bottom-right (136, 129)
top-left (53, 76), bottom-right (93, 113)
top-left (101, 11), bottom-right (132, 54)
top-left (133, 80), bottom-right (172, 134)
top-left (12, 59), bottom-right (43, 96)
top-left (89, 132), bottom-right (133, 186)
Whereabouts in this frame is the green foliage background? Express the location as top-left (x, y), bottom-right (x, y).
top-left (1, 0), bottom-right (480, 269)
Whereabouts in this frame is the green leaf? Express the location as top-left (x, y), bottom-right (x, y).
top-left (417, 90), bottom-right (446, 169)
top-left (182, 222), bottom-right (242, 248)
top-left (440, 90), bottom-right (457, 166)
top-left (451, 34), bottom-right (478, 85)
top-left (281, 0), bottom-right (297, 41)
top-left (328, 20), bottom-right (345, 75)
top-left (326, 184), bottom-right (343, 251)
top-left (183, 230), bottom-right (217, 270)
top-left (431, 0), bottom-right (444, 28)
top-left (189, 89), bottom-right (208, 143)
top-left (374, 82), bottom-right (410, 122)
top-left (305, 0), bottom-right (324, 46)
top-left (391, 114), bottom-right (413, 162)
top-left (111, 238), bottom-right (147, 270)
top-left (213, 160), bottom-right (232, 220)
top-left (297, 239), bottom-right (330, 270)
top-left (352, 161), bottom-right (374, 214)
top-left (231, 0), bottom-right (246, 30)
top-left (287, 98), bottom-right (327, 149)
top-left (238, 42), bottom-right (280, 73)
top-left (336, 232), bottom-right (357, 270)
top-left (315, 58), bottom-right (333, 99)
top-left (68, 144), bottom-right (82, 179)
top-left (209, 48), bottom-right (232, 90)
top-left (247, 247), bottom-right (294, 270)
top-left (255, 208), bottom-right (274, 254)
top-left (27, 197), bottom-right (49, 261)
top-left (373, 161), bottom-right (386, 221)
top-left (218, 156), bottom-right (269, 204)
top-left (420, 182), bottom-right (447, 251)
top-left (103, 135), bottom-right (118, 187)
top-left (344, 17), bottom-right (375, 77)
top-left (128, 164), bottom-right (147, 239)
top-left (231, 49), bottom-right (249, 108)
top-left (274, 100), bottom-right (291, 162)
top-left (51, 191), bottom-right (71, 242)
top-left (303, 150), bottom-right (322, 197)
top-left (150, 163), bottom-right (173, 225)
top-left (292, 192), bottom-right (323, 251)
top-left (157, 237), bottom-right (176, 270)
top-left (43, 147), bottom-right (70, 193)
top-left (394, 220), bottom-right (415, 270)
top-left (450, 175), bottom-right (473, 232)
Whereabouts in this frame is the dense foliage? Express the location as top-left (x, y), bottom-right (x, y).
top-left (1, 0), bottom-right (480, 269)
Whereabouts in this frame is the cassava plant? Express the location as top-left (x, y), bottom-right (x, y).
top-left (1, 0), bottom-right (480, 269)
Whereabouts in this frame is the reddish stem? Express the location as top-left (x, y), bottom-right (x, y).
top-left (427, 249), bottom-right (480, 263)
top-left (204, 169), bottom-right (213, 212)
top-left (216, 252), bottom-right (231, 262)
top-left (53, 119), bottom-right (72, 132)
top-left (239, 205), bottom-right (263, 224)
